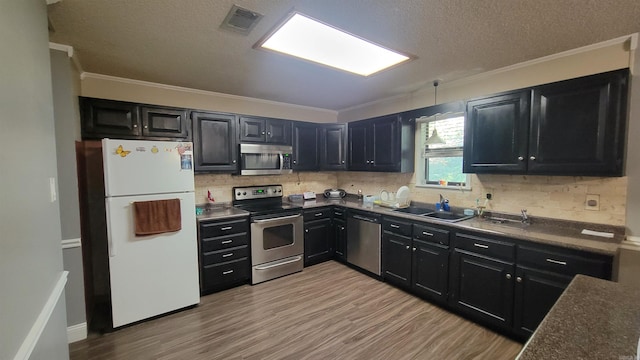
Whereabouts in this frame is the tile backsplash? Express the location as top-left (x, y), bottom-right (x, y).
top-left (196, 171), bottom-right (627, 226)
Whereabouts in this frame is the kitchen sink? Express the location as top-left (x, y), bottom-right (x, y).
top-left (422, 211), bottom-right (474, 222)
top-left (393, 207), bottom-right (434, 215)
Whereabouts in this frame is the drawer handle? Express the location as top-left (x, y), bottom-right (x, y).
top-left (335, 212), bottom-right (343, 216)
top-left (221, 240), bottom-right (233, 244)
top-left (222, 253), bottom-right (233, 258)
top-left (546, 258), bottom-right (567, 266)
top-left (315, 213), bottom-right (323, 217)
top-left (220, 226), bottom-right (233, 231)
top-left (474, 243), bottom-right (489, 249)
top-left (390, 224), bottom-right (400, 228)
top-left (422, 231), bottom-right (434, 237)
top-left (222, 270), bottom-right (234, 275)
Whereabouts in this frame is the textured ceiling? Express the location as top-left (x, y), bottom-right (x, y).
top-left (47, 0), bottom-right (640, 111)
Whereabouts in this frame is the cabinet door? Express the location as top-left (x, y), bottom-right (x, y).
top-left (81, 97), bottom-right (140, 139)
top-left (513, 266), bottom-right (571, 338)
top-left (412, 240), bottom-right (449, 304)
top-left (192, 111), bottom-right (238, 172)
top-left (333, 218), bottom-right (347, 262)
top-left (292, 122), bottom-right (320, 170)
top-left (321, 124), bottom-right (347, 170)
top-left (238, 116), bottom-right (265, 142)
top-left (348, 122), bottom-right (369, 170)
top-left (449, 249), bottom-right (515, 330)
top-left (463, 91), bottom-right (530, 173)
top-left (304, 218), bottom-right (333, 266)
top-left (141, 106), bottom-right (189, 139)
top-left (371, 114), bottom-right (401, 171)
top-left (266, 119), bottom-right (292, 145)
top-left (382, 233), bottom-right (412, 289)
top-left (529, 69), bottom-right (628, 176)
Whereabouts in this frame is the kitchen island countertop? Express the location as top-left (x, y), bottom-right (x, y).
top-left (517, 275), bottom-right (640, 360)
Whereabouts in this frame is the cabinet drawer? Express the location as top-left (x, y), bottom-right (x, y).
top-left (202, 245), bottom-right (249, 266)
top-left (332, 207), bottom-right (347, 220)
top-left (304, 208), bottom-right (331, 221)
top-left (518, 245), bottom-right (611, 279)
top-left (200, 218), bottom-right (248, 238)
top-left (454, 233), bottom-right (515, 261)
top-left (383, 217), bottom-right (412, 237)
top-left (414, 223), bottom-right (450, 246)
top-left (202, 259), bottom-right (250, 288)
top-left (202, 233), bottom-right (248, 252)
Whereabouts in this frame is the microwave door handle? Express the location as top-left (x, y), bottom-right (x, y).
top-left (279, 153), bottom-right (284, 170)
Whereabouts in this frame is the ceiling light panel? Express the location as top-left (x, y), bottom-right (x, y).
top-left (258, 13), bottom-right (411, 76)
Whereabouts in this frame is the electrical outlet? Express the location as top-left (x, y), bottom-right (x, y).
top-left (585, 194), bottom-right (600, 211)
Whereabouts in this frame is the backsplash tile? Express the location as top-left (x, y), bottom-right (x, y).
top-left (195, 171), bottom-right (626, 226)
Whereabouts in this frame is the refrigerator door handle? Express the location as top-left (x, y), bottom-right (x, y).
top-left (105, 199), bottom-right (117, 257)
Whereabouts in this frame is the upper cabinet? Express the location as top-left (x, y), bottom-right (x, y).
top-left (192, 111), bottom-right (238, 172)
top-left (463, 69), bottom-right (629, 176)
top-left (292, 121), bottom-right (320, 171)
top-left (348, 114), bottom-right (414, 172)
top-left (321, 124), bottom-right (348, 170)
top-left (238, 116), bottom-right (292, 145)
top-left (80, 97), bottom-right (190, 141)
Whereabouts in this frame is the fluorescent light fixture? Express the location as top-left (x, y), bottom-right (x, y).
top-left (258, 13), bottom-right (411, 76)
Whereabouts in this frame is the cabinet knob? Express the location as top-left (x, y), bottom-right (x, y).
top-left (412, 247), bottom-right (417, 251)
top-left (341, 226), bottom-right (345, 230)
top-left (506, 273), bottom-right (512, 280)
top-left (232, 160), bottom-right (236, 163)
top-left (530, 156), bottom-right (536, 161)
top-left (305, 229), bottom-right (308, 233)
top-left (341, 160), bottom-right (345, 164)
top-left (293, 160), bottom-right (297, 164)
top-left (261, 131), bottom-right (265, 135)
top-left (144, 125), bottom-right (148, 129)
top-left (133, 124), bottom-right (138, 128)
top-left (516, 276), bottom-right (523, 283)
top-left (518, 156), bottom-right (524, 161)
top-left (267, 132), bottom-right (271, 135)
top-left (405, 245), bottom-right (410, 250)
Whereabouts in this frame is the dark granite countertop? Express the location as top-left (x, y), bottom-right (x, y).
top-left (195, 203), bottom-right (249, 222)
top-left (291, 197), bottom-right (622, 256)
top-left (517, 275), bottom-right (640, 360)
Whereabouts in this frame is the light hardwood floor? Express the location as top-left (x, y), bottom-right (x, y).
top-left (70, 261), bottom-right (522, 359)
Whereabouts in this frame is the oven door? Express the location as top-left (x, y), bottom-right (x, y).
top-left (250, 213), bottom-right (303, 265)
top-left (240, 144), bottom-right (293, 175)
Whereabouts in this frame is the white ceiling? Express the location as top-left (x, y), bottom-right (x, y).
top-left (47, 0), bottom-right (640, 111)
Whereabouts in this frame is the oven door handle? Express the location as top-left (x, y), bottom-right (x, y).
top-left (279, 153), bottom-right (284, 171)
top-left (253, 214), bottom-right (301, 223)
top-left (255, 256), bottom-right (302, 270)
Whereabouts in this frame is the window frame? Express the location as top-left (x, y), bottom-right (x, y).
top-left (415, 113), bottom-right (471, 190)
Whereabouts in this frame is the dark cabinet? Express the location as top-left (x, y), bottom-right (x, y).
top-left (81, 97), bottom-right (141, 139)
top-left (464, 69), bottom-right (629, 176)
top-left (198, 217), bottom-right (250, 294)
top-left (320, 124), bottom-right (348, 170)
top-left (303, 208), bottom-right (333, 266)
top-left (292, 122), bottom-right (320, 170)
top-left (412, 239), bottom-right (449, 304)
top-left (463, 91), bottom-right (530, 174)
top-left (528, 69), bottom-right (628, 176)
top-left (348, 114), bottom-right (414, 172)
top-left (382, 232), bottom-right (412, 289)
top-left (239, 116), bottom-right (292, 145)
top-left (192, 111), bottom-right (238, 172)
top-left (333, 207), bottom-right (347, 262)
top-left (141, 106), bottom-right (189, 139)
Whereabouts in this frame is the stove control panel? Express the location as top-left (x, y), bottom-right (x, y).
top-left (233, 185), bottom-right (283, 201)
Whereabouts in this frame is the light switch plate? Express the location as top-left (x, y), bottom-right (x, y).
top-left (49, 177), bottom-right (57, 203)
top-left (585, 194), bottom-right (600, 211)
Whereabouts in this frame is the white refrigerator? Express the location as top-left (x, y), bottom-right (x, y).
top-left (102, 138), bottom-right (200, 328)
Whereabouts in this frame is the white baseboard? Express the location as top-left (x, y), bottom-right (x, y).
top-left (67, 322), bottom-right (87, 343)
top-left (13, 271), bottom-right (68, 360)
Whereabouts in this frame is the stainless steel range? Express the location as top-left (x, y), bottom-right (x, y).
top-left (232, 185), bottom-right (304, 284)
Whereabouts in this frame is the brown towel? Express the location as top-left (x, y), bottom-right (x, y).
top-left (133, 199), bottom-right (182, 236)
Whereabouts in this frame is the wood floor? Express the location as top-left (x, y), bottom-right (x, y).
top-left (70, 261), bottom-right (522, 360)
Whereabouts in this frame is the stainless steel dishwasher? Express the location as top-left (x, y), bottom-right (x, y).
top-left (347, 211), bottom-right (382, 275)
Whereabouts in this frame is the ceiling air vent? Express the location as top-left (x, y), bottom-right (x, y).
top-left (221, 5), bottom-right (263, 35)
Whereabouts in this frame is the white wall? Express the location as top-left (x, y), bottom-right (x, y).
top-left (0, 1), bottom-right (68, 359)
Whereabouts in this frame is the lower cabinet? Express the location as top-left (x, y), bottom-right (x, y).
top-left (303, 208), bottom-right (334, 266)
top-left (383, 232), bottom-right (412, 288)
top-left (412, 240), bottom-right (449, 304)
top-left (198, 217), bottom-right (250, 294)
top-left (333, 207), bottom-right (347, 262)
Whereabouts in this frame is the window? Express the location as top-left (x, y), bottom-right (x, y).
top-left (415, 114), bottom-right (470, 189)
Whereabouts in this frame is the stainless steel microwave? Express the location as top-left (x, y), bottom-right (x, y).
top-left (239, 143), bottom-right (293, 175)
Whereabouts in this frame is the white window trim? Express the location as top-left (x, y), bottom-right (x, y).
top-left (415, 114), bottom-right (471, 191)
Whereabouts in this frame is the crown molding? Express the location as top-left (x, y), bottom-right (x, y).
top-left (48, 42), bottom-right (72, 57)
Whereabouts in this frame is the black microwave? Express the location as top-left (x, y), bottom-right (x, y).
top-left (239, 144), bottom-right (293, 175)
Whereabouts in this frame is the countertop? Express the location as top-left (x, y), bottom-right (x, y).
top-left (294, 197), bottom-right (622, 256)
top-left (195, 203), bottom-right (249, 222)
top-left (516, 275), bottom-right (640, 360)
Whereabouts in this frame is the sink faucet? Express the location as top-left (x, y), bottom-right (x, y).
top-left (521, 209), bottom-right (529, 223)
top-left (439, 194), bottom-right (447, 211)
